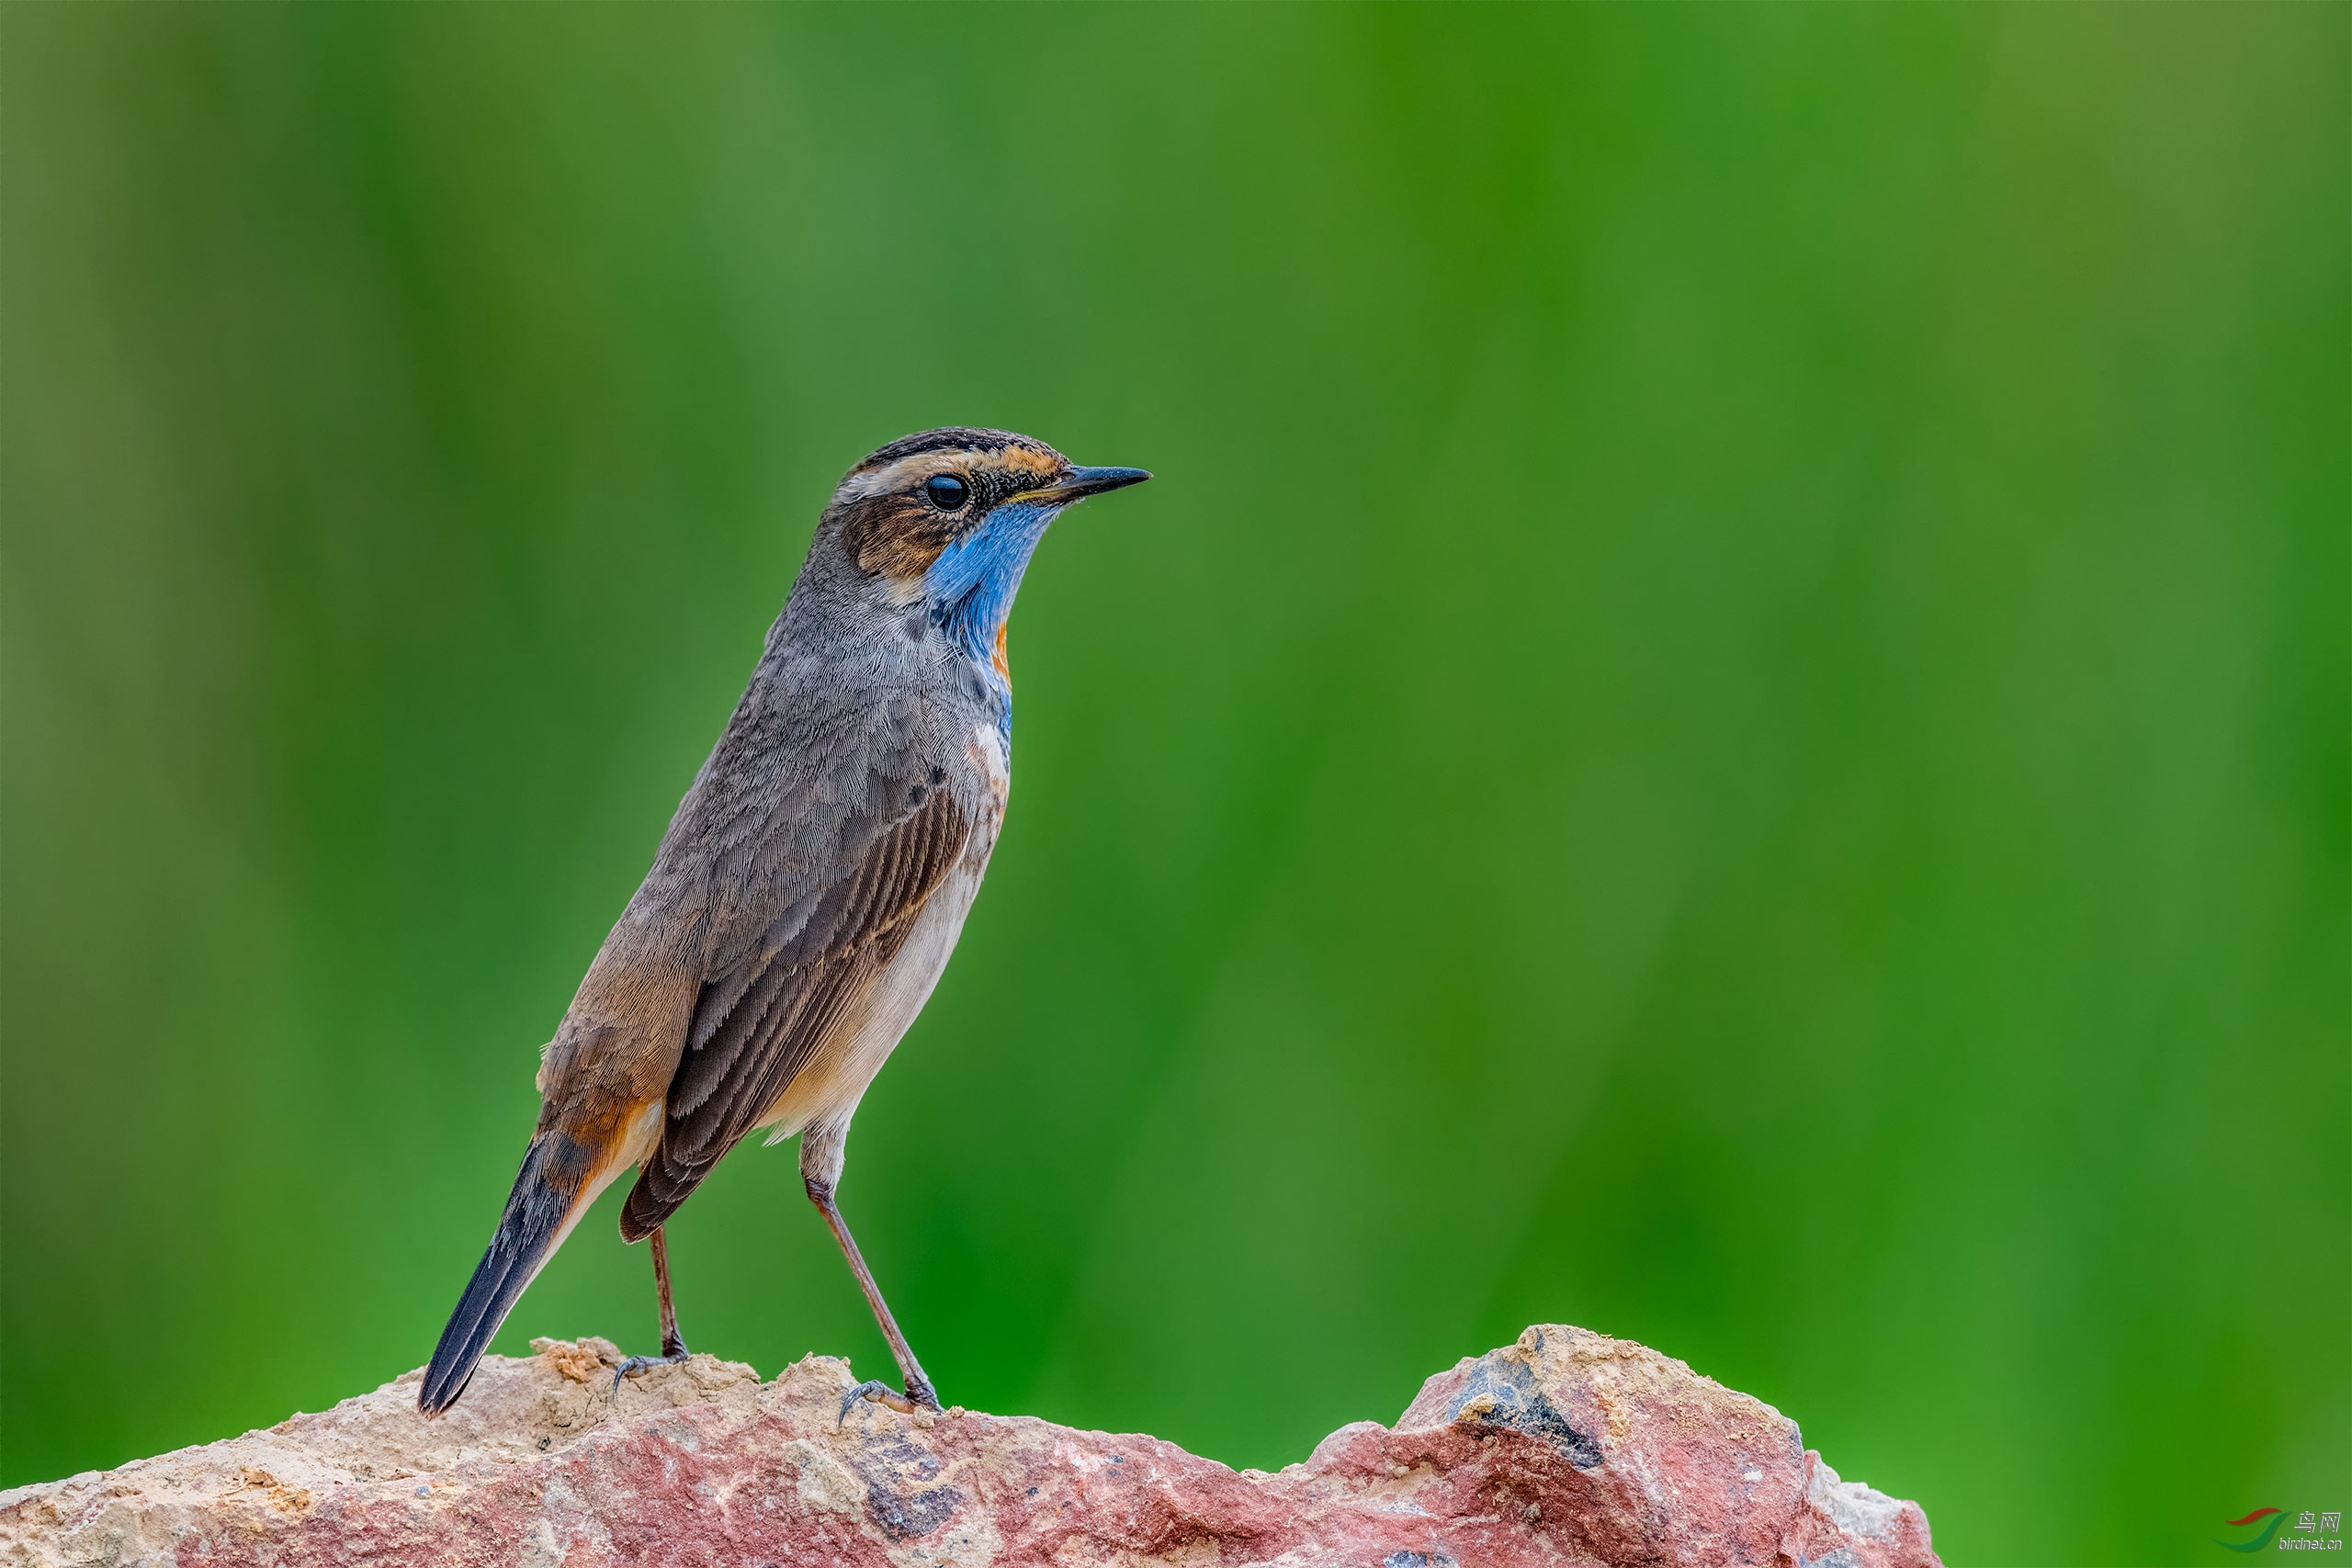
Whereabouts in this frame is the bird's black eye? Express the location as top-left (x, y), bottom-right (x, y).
top-left (924, 474), bottom-right (968, 511)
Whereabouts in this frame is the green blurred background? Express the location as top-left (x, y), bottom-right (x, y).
top-left (3, 5), bottom-right (2344, 1562)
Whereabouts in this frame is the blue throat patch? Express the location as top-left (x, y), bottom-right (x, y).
top-left (924, 500), bottom-right (1060, 743)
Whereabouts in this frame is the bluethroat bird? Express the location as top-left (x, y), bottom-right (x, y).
top-left (419, 429), bottom-right (1149, 1416)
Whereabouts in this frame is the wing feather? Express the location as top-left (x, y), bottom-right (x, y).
top-left (618, 783), bottom-right (969, 1239)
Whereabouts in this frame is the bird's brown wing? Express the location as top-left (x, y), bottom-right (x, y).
top-left (618, 784), bottom-right (970, 1239)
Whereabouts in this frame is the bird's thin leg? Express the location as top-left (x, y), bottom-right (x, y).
top-left (808, 1178), bottom-right (941, 1420)
top-left (651, 1224), bottom-right (688, 1358)
top-left (614, 1225), bottom-right (693, 1387)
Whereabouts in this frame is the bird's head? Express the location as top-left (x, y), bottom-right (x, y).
top-left (828, 427), bottom-right (1148, 664)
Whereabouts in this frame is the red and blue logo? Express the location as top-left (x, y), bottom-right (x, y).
top-left (2217, 1509), bottom-right (2290, 1552)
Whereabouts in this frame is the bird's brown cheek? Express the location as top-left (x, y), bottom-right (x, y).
top-left (840, 496), bottom-right (956, 580)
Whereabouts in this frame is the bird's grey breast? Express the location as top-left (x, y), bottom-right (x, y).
top-left (656, 574), bottom-right (1007, 982)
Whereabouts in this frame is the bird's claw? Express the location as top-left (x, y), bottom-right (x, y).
top-left (837, 1377), bottom-right (941, 1425)
top-left (611, 1348), bottom-right (691, 1394)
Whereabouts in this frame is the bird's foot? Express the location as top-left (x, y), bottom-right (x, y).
top-left (838, 1376), bottom-right (942, 1425)
top-left (611, 1344), bottom-right (692, 1393)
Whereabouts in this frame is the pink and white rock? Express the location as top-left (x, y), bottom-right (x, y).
top-left (0, 1325), bottom-right (1937, 1567)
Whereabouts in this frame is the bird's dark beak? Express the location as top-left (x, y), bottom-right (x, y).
top-left (1037, 466), bottom-right (1151, 503)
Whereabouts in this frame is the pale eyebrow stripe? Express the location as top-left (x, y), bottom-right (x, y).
top-left (833, 446), bottom-right (1057, 504)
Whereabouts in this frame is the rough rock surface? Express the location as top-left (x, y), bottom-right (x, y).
top-left (1, 1325), bottom-right (1937, 1567)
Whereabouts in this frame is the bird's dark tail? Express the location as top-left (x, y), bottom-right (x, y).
top-left (418, 1134), bottom-right (594, 1415)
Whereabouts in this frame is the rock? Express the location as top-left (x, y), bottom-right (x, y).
top-left (0, 1325), bottom-right (1937, 1567)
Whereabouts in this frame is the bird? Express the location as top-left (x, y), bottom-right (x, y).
top-left (417, 427), bottom-right (1149, 1418)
